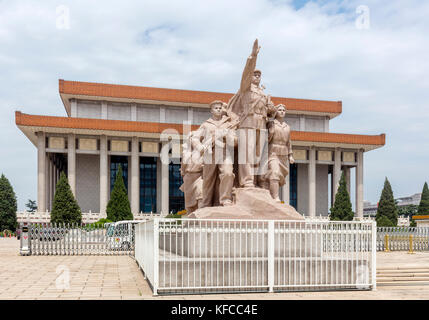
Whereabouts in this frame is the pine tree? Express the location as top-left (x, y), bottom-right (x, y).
top-left (417, 182), bottom-right (429, 215)
top-left (106, 166), bottom-right (133, 222)
top-left (50, 172), bottom-right (82, 224)
top-left (375, 177), bottom-right (398, 227)
top-left (330, 172), bottom-right (354, 221)
top-left (0, 174), bottom-right (18, 231)
top-left (25, 199), bottom-right (37, 212)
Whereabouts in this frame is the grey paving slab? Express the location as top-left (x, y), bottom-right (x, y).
top-left (3, 238), bottom-right (429, 300)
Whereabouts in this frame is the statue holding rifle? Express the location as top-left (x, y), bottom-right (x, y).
top-left (227, 39), bottom-right (276, 188)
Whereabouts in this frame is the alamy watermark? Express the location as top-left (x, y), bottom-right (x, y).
top-left (355, 5), bottom-right (370, 30)
top-left (160, 125), bottom-right (270, 175)
top-left (56, 5), bottom-right (70, 30)
top-left (56, 264), bottom-right (70, 290)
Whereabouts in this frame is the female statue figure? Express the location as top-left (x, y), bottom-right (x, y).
top-left (266, 104), bottom-right (295, 202)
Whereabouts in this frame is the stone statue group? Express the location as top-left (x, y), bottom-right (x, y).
top-left (180, 39), bottom-right (295, 215)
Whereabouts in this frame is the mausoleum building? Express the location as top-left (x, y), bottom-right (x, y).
top-left (15, 80), bottom-right (385, 218)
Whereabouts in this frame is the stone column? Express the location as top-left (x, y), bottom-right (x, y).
top-left (160, 141), bottom-right (169, 214)
top-left (308, 147), bottom-right (316, 217)
top-left (131, 103), bottom-right (137, 121)
top-left (49, 155), bottom-right (53, 211)
top-left (55, 161), bottom-right (59, 194)
top-left (67, 134), bottom-right (76, 196)
top-left (54, 159), bottom-right (58, 195)
top-left (101, 101), bottom-right (107, 119)
top-left (156, 157), bottom-right (162, 213)
top-left (71, 99), bottom-right (77, 117)
top-left (333, 148), bottom-right (341, 202)
top-left (100, 135), bottom-right (108, 217)
top-left (188, 107), bottom-right (193, 124)
top-left (344, 166), bottom-right (351, 195)
top-left (46, 154), bottom-right (51, 211)
top-left (324, 116), bottom-right (329, 132)
top-left (299, 116), bottom-right (305, 131)
top-left (355, 150), bottom-right (364, 218)
top-left (282, 162), bottom-right (290, 204)
top-left (37, 132), bottom-right (46, 213)
top-left (131, 137), bottom-right (140, 214)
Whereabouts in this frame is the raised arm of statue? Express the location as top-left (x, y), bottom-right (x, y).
top-left (239, 39), bottom-right (260, 93)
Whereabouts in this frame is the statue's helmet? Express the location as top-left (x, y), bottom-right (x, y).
top-left (209, 100), bottom-right (225, 109)
top-left (254, 69), bottom-right (262, 76)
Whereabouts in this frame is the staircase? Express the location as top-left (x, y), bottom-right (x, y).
top-left (377, 267), bottom-right (429, 287)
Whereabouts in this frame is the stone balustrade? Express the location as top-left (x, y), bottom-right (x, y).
top-left (16, 211), bottom-right (169, 224)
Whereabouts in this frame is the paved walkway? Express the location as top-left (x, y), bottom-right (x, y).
top-left (1, 238), bottom-right (429, 300)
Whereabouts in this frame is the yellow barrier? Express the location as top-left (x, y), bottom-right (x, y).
top-left (384, 234), bottom-right (389, 252)
top-left (408, 235), bottom-right (415, 254)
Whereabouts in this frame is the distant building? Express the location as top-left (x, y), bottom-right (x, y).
top-left (412, 215), bottom-right (429, 227)
top-left (363, 193), bottom-right (422, 217)
top-left (363, 200), bottom-right (378, 217)
top-left (396, 193), bottom-right (422, 207)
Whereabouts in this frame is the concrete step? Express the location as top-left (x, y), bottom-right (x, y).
top-left (377, 269), bottom-right (429, 275)
top-left (377, 281), bottom-right (429, 287)
top-left (377, 273), bottom-right (429, 278)
top-left (377, 267), bottom-right (429, 272)
top-left (377, 276), bottom-right (429, 282)
top-left (376, 267), bottom-right (429, 286)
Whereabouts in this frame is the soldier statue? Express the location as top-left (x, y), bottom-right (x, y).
top-left (227, 39), bottom-right (276, 188)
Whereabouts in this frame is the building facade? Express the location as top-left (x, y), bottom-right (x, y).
top-left (16, 80), bottom-right (385, 218)
top-left (363, 193), bottom-right (422, 217)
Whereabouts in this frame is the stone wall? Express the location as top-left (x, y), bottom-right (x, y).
top-left (76, 154), bottom-right (100, 213)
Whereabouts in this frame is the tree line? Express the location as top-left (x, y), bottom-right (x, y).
top-left (1, 169), bottom-right (429, 229)
top-left (0, 166), bottom-right (133, 230)
top-left (329, 173), bottom-right (429, 226)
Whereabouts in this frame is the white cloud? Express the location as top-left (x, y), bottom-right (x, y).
top-left (0, 0), bottom-right (428, 210)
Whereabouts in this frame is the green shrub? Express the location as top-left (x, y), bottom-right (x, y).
top-left (2, 229), bottom-right (13, 237)
top-left (106, 166), bottom-right (133, 222)
top-left (376, 177), bottom-right (398, 227)
top-left (376, 215), bottom-right (396, 227)
top-left (84, 218), bottom-right (113, 230)
top-left (330, 172), bottom-right (354, 221)
top-left (165, 213), bottom-right (183, 225)
top-left (50, 172), bottom-right (82, 224)
top-left (418, 182), bottom-right (429, 215)
top-left (0, 174), bottom-right (18, 232)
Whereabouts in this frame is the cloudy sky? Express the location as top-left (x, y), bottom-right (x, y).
top-left (1, 0), bottom-right (428, 211)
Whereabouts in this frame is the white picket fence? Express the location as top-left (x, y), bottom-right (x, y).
top-left (135, 218), bottom-right (376, 295)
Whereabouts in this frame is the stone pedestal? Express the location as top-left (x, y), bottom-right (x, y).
top-left (186, 187), bottom-right (304, 220)
top-left (159, 227), bottom-right (322, 258)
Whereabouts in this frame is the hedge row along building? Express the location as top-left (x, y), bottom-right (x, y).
top-left (15, 79), bottom-right (385, 217)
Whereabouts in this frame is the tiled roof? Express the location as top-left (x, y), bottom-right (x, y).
top-left (412, 215), bottom-right (429, 220)
top-left (16, 112), bottom-right (385, 147)
top-left (292, 131), bottom-right (385, 146)
top-left (59, 79), bottom-right (342, 115)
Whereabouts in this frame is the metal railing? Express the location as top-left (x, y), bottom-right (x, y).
top-left (377, 227), bottom-right (429, 251)
top-left (23, 222), bottom-right (135, 255)
top-left (16, 211), bottom-right (169, 224)
top-left (135, 218), bottom-right (376, 295)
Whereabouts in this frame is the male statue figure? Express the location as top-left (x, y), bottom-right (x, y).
top-left (227, 39), bottom-right (276, 187)
top-left (266, 104), bottom-right (295, 202)
top-left (192, 100), bottom-right (237, 207)
top-left (179, 131), bottom-right (203, 214)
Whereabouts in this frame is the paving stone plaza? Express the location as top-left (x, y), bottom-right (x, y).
top-left (1, 238), bottom-right (429, 300)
